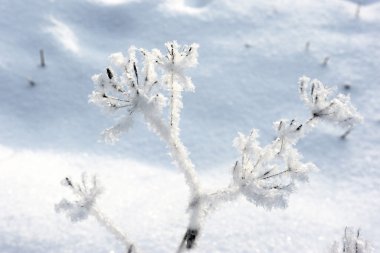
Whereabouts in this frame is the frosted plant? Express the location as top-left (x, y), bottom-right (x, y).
top-left (56, 174), bottom-right (102, 222)
top-left (232, 120), bottom-right (317, 210)
top-left (57, 41), bottom-right (362, 252)
top-left (56, 174), bottom-right (137, 253)
top-left (330, 227), bottom-right (373, 253)
top-left (299, 76), bottom-right (362, 129)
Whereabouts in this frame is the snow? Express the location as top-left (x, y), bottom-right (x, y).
top-left (0, 0), bottom-right (380, 252)
top-left (46, 16), bottom-right (81, 54)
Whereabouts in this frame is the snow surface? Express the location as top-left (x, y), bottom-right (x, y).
top-left (0, 0), bottom-right (380, 252)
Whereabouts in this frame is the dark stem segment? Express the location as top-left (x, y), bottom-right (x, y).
top-left (177, 228), bottom-right (199, 252)
top-left (40, 49), bottom-right (45, 67)
top-left (106, 68), bottom-right (113, 79)
top-left (340, 127), bottom-right (352, 140)
top-left (127, 244), bottom-right (135, 253)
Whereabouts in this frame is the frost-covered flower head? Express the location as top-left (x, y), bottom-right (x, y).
top-left (299, 76), bottom-right (362, 128)
top-left (156, 41), bottom-right (199, 92)
top-left (89, 41), bottom-right (199, 143)
top-left (232, 125), bottom-right (316, 210)
top-left (55, 174), bottom-right (102, 222)
top-left (90, 46), bottom-right (164, 114)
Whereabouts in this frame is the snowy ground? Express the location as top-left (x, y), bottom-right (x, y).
top-left (0, 0), bottom-right (380, 252)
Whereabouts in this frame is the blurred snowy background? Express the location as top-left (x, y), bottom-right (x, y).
top-left (0, 0), bottom-right (379, 252)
